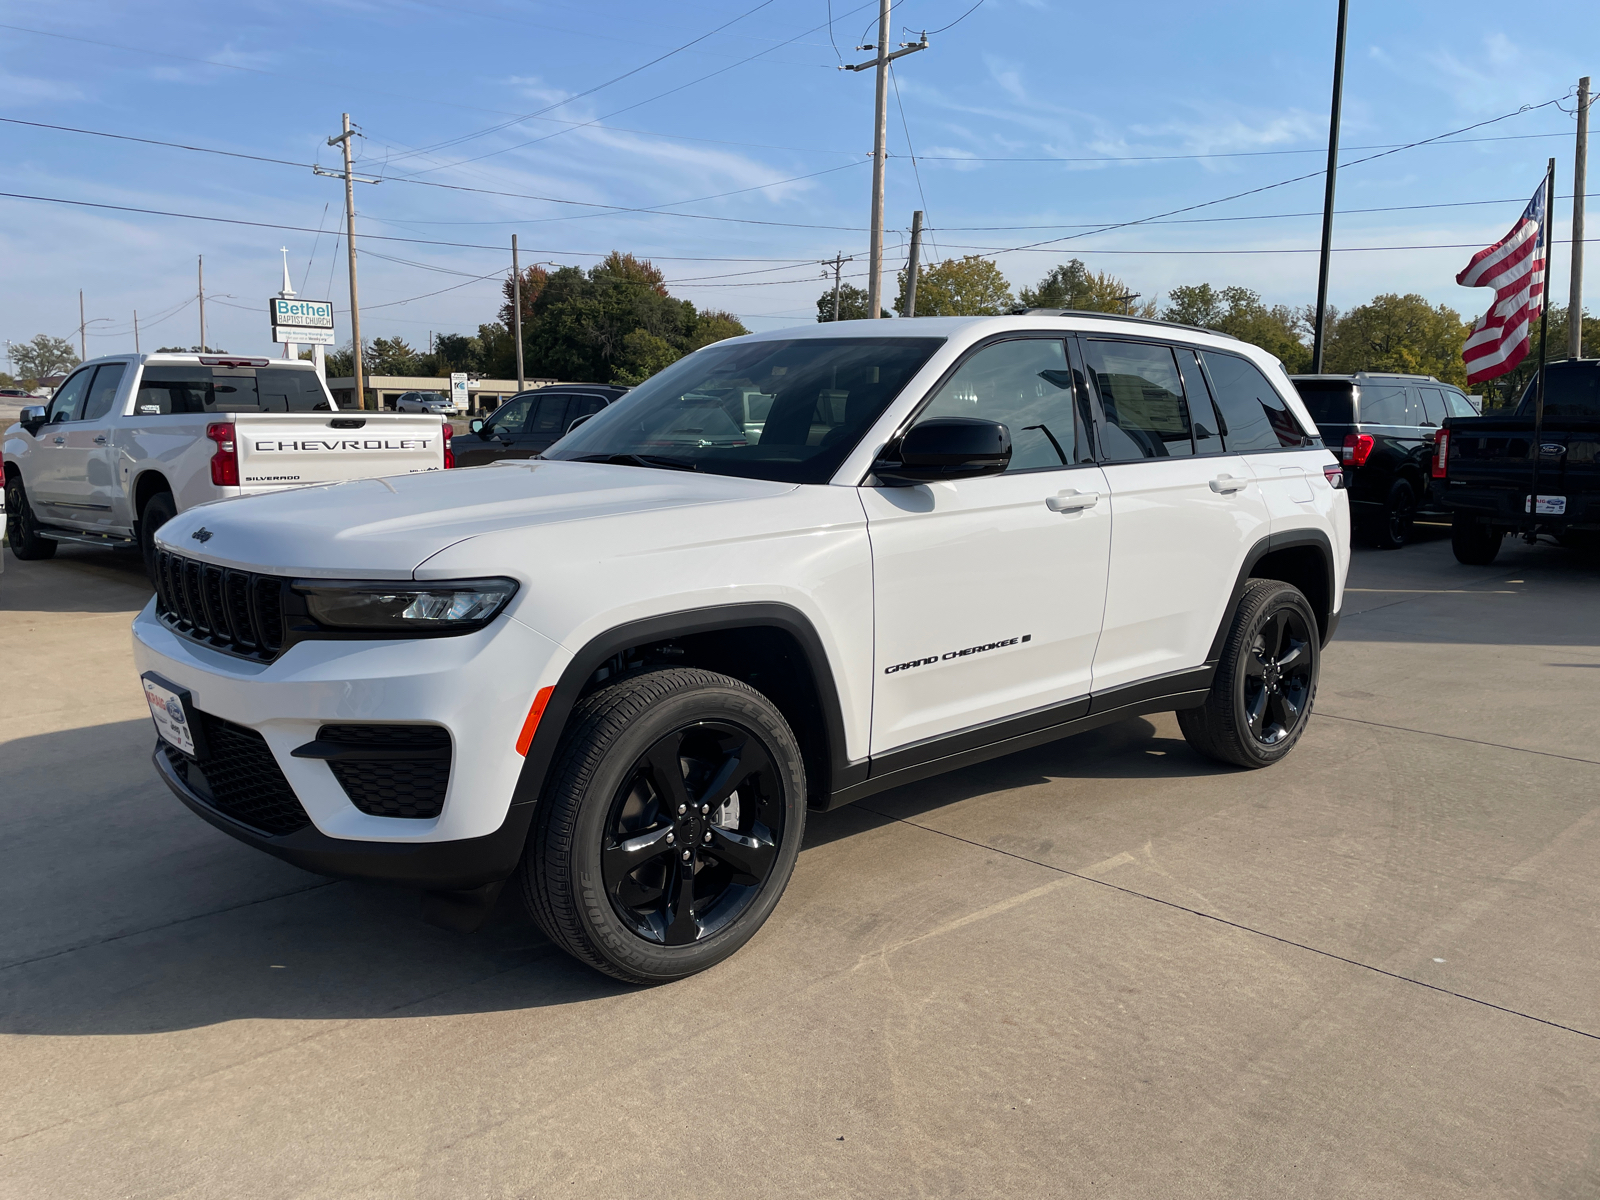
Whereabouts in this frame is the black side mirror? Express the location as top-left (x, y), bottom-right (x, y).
top-left (469, 418), bottom-right (485, 435)
top-left (874, 417), bottom-right (1012, 485)
top-left (20, 405), bottom-right (47, 436)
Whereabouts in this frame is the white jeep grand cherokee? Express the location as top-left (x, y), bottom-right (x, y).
top-left (133, 313), bottom-right (1349, 983)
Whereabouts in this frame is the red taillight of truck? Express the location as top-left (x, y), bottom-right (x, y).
top-left (206, 422), bottom-right (239, 486)
top-left (443, 421), bottom-right (455, 469)
top-left (1432, 429), bottom-right (1450, 479)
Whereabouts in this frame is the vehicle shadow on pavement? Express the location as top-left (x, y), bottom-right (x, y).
top-left (1, 546), bottom-right (153, 614)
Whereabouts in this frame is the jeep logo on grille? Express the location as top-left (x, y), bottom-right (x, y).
top-left (191, 527), bottom-right (214, 543)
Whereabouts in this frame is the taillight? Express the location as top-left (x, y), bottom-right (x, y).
top-left (1322, 463), bottom-right (1344, 488)
top-left (207, 422), bottom-right (239, 486)
top-left (442, 420), bottom-right (455, 469)
top-left (1342, 432), bottom-right (1374, 466)
top-left (1432, 429), bottom-right (1449, 479)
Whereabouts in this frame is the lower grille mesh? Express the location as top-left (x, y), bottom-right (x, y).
top-left (316, 724), bottom-right (452, 820)
top-left (162, 715), bottom-right (311, 836)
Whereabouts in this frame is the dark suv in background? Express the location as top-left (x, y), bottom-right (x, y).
top-left (1290, 372), bottom-right (1478, 548)
top-left (454, 384), bottom-right (628, 468)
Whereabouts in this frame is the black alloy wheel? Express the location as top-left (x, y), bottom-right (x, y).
top-left (1240, 605), bottom-right (1314, 748)
top-left (1374, 478), bottom-right (1416, 549)
top-left (1179, 578), bottom-right (1320, 769)
top-left (4, 474), bottom-right (57, 560)
top-left (521, 667), bottom-right (806, 984)
top-left (602, 721), bottom-right (783, 946)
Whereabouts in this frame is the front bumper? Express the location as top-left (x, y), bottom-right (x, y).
top-left (132, 599), bottom-right (566, 876)
top-left (153, 744), bottom-right (535, 889)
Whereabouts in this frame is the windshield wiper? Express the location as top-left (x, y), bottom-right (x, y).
top-left (570, 452), bottom-right (700, 472)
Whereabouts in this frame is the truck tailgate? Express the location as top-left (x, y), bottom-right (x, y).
top-left (232, 413), bottom-right (446, 491)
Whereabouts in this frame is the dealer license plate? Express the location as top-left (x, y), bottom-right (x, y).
top-left (1524, 494), bottom-right (1568, 515)
top-left (143, 674), bottom-right (196, 757)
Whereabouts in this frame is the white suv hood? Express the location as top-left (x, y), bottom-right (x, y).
top-left (154, 459), bottom-right (798, 578)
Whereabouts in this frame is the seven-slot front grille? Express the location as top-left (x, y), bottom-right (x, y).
top-left (153, 549), bottom-right (286, 659)
top-left (161, 712), bottom-right (311, 836)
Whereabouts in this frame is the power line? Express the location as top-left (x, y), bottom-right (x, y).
top-left (914, 0), bottom-right (987, 36)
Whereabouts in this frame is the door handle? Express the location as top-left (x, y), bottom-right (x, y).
top-left (1209, 474), bottom-right (1248, 494)
top-left (1046, 489), bottom-right (1099, 513)
top-left (53, 436), bottom-right (66, 445)
top-left (94, 435), bottom-right (108, 445)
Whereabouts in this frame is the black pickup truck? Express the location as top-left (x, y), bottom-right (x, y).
top-left (1437, 358), bottom-right (1600, 563)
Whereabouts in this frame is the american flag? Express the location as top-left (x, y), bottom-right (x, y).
top-left (1456, 181), bottom-right (1547, 385)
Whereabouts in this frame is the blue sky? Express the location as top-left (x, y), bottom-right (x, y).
top-left (1, 0), bottom-right (1594, 364)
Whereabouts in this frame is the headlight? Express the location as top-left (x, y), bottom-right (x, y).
top-left (293, 578), bottom-right (518, 632)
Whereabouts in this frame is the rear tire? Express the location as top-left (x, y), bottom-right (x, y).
top-left (4, 474), bottom-right (57, 560)
top-left (1451, 512), bottom-right (1502, 565)
top-left (138, 491), bottom-right (176, 581)
top-left (1178, 579), bottom-right (1320, 769)
top-left (1372, 478), bottom-right (1416, 549)
top-left (520, 668), bottom-right (806, 985)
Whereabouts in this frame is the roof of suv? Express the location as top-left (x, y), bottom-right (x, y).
top-left (726, 313), bottom-right (1255, 347)
top-left (1290, 372), bottom-right (1451, 384)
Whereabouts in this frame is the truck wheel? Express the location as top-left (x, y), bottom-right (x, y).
top-left (1178, 579), bottom-right (1319, 769)
top-left (4, 475), bottom-right (57, 561)
top-left (1372, 478), bottom-right (1416, 549)
top-left (520, 667), bottom-right (806, 984)
top-left (1451, 513), bottom-right (1502, 565)
top-left (138, 491), bottom-right (176, 580)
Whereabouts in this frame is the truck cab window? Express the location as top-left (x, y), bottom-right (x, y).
top-left (47, 369), bottom-right (95, 423)
top-left (81, 363), bottom-right (127, 421)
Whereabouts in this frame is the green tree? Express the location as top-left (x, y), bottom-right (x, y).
top-left (12, 334), bottom-right (79, 381)
top-left (368, 336), bottom-right (421, 376)
top-left (1019, 260), bottom-right (1157, 317)
top-left (816, 283), bottom-right (888, 321)
top-left (894, 255), bottom-right (1014, 316)
top-left (1324, 293), bottom-right (1470, 387)
top-left (498, 264), bottom-right (551, 336)
top-left (1163, 283), bottom-right (1311, 372)
top-left (688, 310), bottom-right (748, 352)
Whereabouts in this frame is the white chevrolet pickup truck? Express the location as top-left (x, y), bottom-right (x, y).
top-left (3, 353), bottom-right (452, 573)
top-left (130, 313), bottom-right (1349, 985)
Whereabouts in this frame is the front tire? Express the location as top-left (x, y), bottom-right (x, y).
top-left (1179, 579), bottom-right (1320, 769)
top-left (1452, 513), bottom-right (1503, 565)
top-left (4, 474), bottom-right (57, 561)
top-left (520, 668), bottom-right (806, 984)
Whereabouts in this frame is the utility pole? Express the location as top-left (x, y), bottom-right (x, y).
top-left (1114, 291), bottom-right (1141, 315)
top-left (78, 289), bottom-right (86, 359)
top-left (843, 12), bottom-right (926, 318)
top-left (198, 255), bottom-right (206, 353)
top-left (1311, 0), bottom-right (1349, 373)
top-left (821, 253), bottom-right (853, 320)
top-left (133, 310), bottom-right (140, 355)
top-left (328, 114), bottom-right (366, 408)
top-left (1571, 75), bottom-right (1590, 360)
top-left (512, 234), bottom-right (525, 390)
top-left (904, 210), bottom-right (924, 317)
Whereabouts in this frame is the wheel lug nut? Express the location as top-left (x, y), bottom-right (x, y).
top-left (681, 850), bottom-right (692, 861)
top-left (666, 832), bottom-right (675, 844)
top-left (701, 804), bottom-right (709, 814)
top-left (703, 831), bottom-right (712, 842)
top-left (677, 804), bottom-right (686, 815)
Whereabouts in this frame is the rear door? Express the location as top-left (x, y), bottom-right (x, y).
top-left (1085, 338), bottom-right (1271, 692)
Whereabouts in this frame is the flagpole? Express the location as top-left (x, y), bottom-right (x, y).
top-left (1527, 155), bottom-right (1556, 543)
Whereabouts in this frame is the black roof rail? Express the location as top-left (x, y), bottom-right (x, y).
top-left (1007, 307), bottom-right (1241, 341)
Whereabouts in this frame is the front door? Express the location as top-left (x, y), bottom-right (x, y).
top-left (1083, 338), bottom-right (1271, 693)
top-left (863, 336), bottom-right (1112, 755)
top-left (28, 366), bottom-right (97, 521)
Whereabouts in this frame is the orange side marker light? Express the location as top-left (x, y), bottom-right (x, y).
top-left (515, 686), bottom-right (556, 757)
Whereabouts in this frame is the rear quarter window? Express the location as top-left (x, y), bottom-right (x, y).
top-left (1200, 351), bottom-right (1308, 451)
top-left (1291, 380), bottom-right (1355, 427)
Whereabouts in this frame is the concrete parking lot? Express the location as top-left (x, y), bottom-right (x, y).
top-left (2, 526), bottom-right (1597, 1198)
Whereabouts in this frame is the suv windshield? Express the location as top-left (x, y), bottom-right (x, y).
top-left (543, 337), bottom-right (944, 484)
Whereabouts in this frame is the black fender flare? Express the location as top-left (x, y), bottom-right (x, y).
top-left (1205, 528), bottom-right (1339, 663)
top-left (507, 602), bottom-right (861, 814)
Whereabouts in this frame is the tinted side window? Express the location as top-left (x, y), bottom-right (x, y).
top-left (47, 370), bottom-right (95, 423)
top-left (531, 394), bottom-right (570, 436)
top-left (1202, 352), bottom-right (1305, 450)
top-left (1418, 388), bottom-right (1447, 425)
top-left (81, 363), bottom-right (127, 421)
top-left (489, 395), bottom-right (535, 434)
top-left (1175, 348), bottom-right (1223, 453)
top-left (1085, 340), bottom-right (1194, 460)
top-left (919, 338), bottom-right (1077, 471)
top-left (1443, 390), bottom-right (1477, 418)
